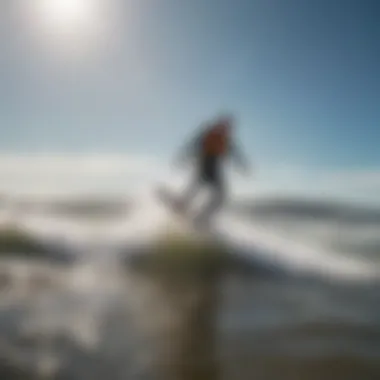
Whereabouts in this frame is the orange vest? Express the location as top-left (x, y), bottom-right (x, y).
top-left (202, 126), bottom-right (229, 156)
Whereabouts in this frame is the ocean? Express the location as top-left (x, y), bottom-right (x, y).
top-left (0, 194), bottom-right (379, 380)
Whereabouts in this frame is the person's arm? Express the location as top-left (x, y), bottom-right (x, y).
top-left (173, 128), bottom-right (205, 167)
top-left (229, 140), bottom-right (252, 176)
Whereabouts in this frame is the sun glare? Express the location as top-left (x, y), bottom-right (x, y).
top-left (39, 0), bottom-right (93, 27)
top-left (17, 0), bottom-right (121, 57)
top-left (33, 0), bottom-right (101, 43)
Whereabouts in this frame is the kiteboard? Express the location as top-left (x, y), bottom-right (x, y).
top-left (154, 185), bottom-right (212, 235)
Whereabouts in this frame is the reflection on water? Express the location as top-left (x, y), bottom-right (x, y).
top-left (0, 247), bottom-right (228, 380)
top-left (0, 195), bottom-right (380, 379)
top-left (129, 252), bottom-right (223, 380)
top-left (0, 251), bottom-right (380, 380)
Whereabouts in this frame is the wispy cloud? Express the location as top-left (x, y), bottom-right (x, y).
top-left (229, 164), bottom-right (380, 205)
top-left (0, 153), bottom-right (167, 196)
top-left (0, 153), bottom-right (162, 175)
top-left (0, 153), bottom-right (378, 204)
top-left (321, 169), bottom-right (380, 190)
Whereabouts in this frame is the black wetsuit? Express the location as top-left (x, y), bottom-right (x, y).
top-left (181, 148), bottom-right (226, 221)
top-left (178, 125), bottom-right (247, 222)
top-left (197, 153), bottom-right (224, 190)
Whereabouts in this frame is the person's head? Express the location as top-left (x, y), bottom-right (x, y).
top-left (211, 114), bottom-right (233, 137)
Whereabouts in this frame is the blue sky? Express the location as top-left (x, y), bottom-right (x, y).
top-left (0, 0), bottom-right (379, 200)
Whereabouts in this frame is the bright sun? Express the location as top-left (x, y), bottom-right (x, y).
top-left (22, 0), bottom-right (118, 57)
top-left (35, 0), bottom-right (98, 38)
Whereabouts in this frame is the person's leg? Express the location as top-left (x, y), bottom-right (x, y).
top-left (195, 165), bottom-right (225, 225)
top-left (204, 177), bottom-right (225, 218)
top-left (178, 156), bottom-right (210, 212)
top-left (178, 174), bottom-right (201, 213)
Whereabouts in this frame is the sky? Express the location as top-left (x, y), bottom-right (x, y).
top-left (0, 0), bottom-right (379, 202)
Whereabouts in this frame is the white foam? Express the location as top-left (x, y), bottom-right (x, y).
top-left (214, 214), bottom-right (380, 281)
top-left (4, 192), bottom-right (380, 282)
